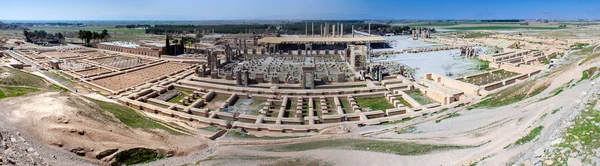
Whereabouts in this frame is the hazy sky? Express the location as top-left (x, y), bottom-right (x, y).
top-left (0, 0), bottom-right (598, 20)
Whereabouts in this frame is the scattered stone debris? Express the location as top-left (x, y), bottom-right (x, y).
top-left (0, 127), bottom-right (47, 165)
top-left (70, 147), bottom-right (86, 156)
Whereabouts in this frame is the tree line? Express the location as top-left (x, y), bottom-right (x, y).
top-left (115, 24), bottom-right (152, 29)
top-left (144, 24), bottom-right (271, 35)
top-left (138, 22), bottom-right (427, 36)
top-left (77, 30), bottom-right (110, 46)
top-left (23, 30), bottom-right (65, 45)
top-left (14, 22), bottom-right (84, 27)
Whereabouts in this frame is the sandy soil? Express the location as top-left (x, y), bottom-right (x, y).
top-left (0, 92), bottom-right (210, 165)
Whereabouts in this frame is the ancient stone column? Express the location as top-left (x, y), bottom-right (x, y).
top-left (320, 24), bottom-right (323, 37)
top-left (332, 24), bottom-right (336, 37)
top-left (243, 70), bottom-right (249, 87)
top-left (312, 22), bottom-right (314, 37)
top-left (340, 23), bottom-right (343, 37)
top-left (368, 23), bottom-right (371, 36)
top-left (305, 23), bottom-right (308, 36)
top-left (236, 70), bottom-right (242, 86)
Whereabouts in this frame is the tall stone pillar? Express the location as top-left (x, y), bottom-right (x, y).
top-left (320, 24), bottom-right (323, 37)
top-left (368, 23), bottom-right (371, 36)
top-left (340, 23), bottom-right (343, 37)
top-left (236, 70), bottom-right (242, 86)
top-left (243, 70), bottom-right (249, 87)
top-left (311, 22), bottom-right (314, 37)
top-left (377, 66), bottom-right (383, 82)
top-left (332, 25), bottom-right (336, 37)
top-left (325, 23), bottom-right (329, 37)
top-left (305, 23), bottom-right (308, 36)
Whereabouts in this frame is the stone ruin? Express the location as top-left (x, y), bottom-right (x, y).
top-left (460, 46), bottom-right (478, 58)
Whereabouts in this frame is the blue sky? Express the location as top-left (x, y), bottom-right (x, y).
top-left (0, 0), bottom-right (598, 20)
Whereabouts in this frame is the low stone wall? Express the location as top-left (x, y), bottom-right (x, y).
top-left (425, 73), bottom-right (481, 96)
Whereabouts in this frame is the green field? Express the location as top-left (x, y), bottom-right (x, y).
top-left (0, 67), bottom-right (46, 87)
top-left (0, 86), bottom-right (39, 99)
top-left (355, 97), bottom-right (395, 111)
top-left (29, 26), bottom-right (144, 34)
top-left (463, 32), bottom-right (491, 38)
top-left (445, 26), bottom-right (565, 31)
top-left (406, 91), bottom-right (435, 105)
top-left (27, 26), bottom-right (157, 42)
top-left (407, 22), bottom-right (522, 27)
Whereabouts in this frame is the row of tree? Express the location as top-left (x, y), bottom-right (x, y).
top-left (77, 30), bottom-right (111, 46)
top-left (14, 22), bottom-right (84, 27)
top-left (145, 24), bottom-right (271, 35)
top-left (115, 24), bottom-right (152, 29)
top-left (140, 22), bottom-right (428, 36)
top-left (23, 30), bottom-right (65, 45)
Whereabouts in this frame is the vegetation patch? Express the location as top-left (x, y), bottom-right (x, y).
top-left (462, 70), bottom-right (519, 86)
top-left (262, 139), bottom-right (469, 155)
top-left (505, 126), bottom-right (543, 149)
top-left (340, 98), bottom-right (353, 113)
top-left (0, 67), bottom-right (46, 87)
top-left (578, 44), bottom-right (600, 65)
top-left (0, 86), bottom-right (39, 99)
top-left (436, 113), bottom-right (461, 123)
top-left (355, 97), bottom-right (395, 111)
top-left (268, 158), bottom-right (332, 166)
top-left (463, 32), bottom-right (491, 38)
top-left (580, 67), bottom-right (597, 81)
top-left (396, 97), bottom-right (413, 108)
top-left (45, 71), bottom-right (73, 83)
top-left (226, 130), bottom-right (305, 140)
top-left (580, 53), bottom-right (600, 65)
top-left (446, 26), bottom-right (565, 31)
top-left (49, 84), bottom-right (69, 92)
top-left (570, 43), bottom-right (590, 50)
top-left (96, 148), bottom-right (118, 159)
top-left (476, 59), bottom-right (491, 71)
top-left (549, 99), bottom-right (600, 164)
top-left (540, 54), bottom-right (558, 65)
top-left (113, 148), bottom-right (162, 165)
top-left (551, 108), bottom-right (561, 114)
top-left (469, 80), bottom-right (550, 109)
top-left (195, 155), bottom-right (281, 165)
top-left (396, 126), bottom-right (417, 134)
top-left (87, 98), bottom-right (184, 135)
top-left (167, 91), bottom-right (187, 103)
top-left (538, 79), bottom-right (573, 102)
top-left (406, 91), bottom-right (435, 105)
top-left (381, 117), bottom-right (414, 125)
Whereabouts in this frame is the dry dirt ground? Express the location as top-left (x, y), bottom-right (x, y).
top-left (0, 92), bottom-right (210, 165)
